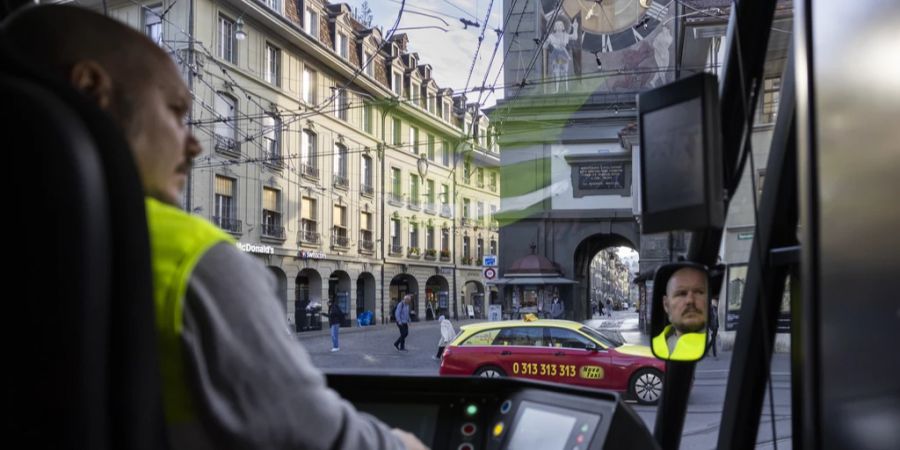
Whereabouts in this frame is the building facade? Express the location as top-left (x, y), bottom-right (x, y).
top-left (107, 0), bottom-right (500, 327)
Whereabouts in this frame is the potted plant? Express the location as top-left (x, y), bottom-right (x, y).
top-left (425, 248), bottom-right (437, 258)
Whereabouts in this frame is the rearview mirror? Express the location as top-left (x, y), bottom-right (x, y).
top-left (585, 342), bottom-right (598, 352)
top-left (650, 262), bottom-right (710, 362)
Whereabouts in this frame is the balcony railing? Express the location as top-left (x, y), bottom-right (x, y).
top-left (388, 192), bottom-right (404, 206)
top-left (262, 149), bottom-right (284, 168)
top-left (389, 244), bottom-right (403, 255)
top-left (361, 183), bottom-right (375, 197)
top-left (300, 163), bottom-right (319, 179)
top-left (332, 226), bottom-right (350, 248)
top-left (214, 135), bottom-right (239, 156)
top-left (261, 223), bottom-right (285, 239)
top-left (461, 217), bottom-right (471, 227)
top-left (333, 174), bottom-right (349, 189)
top-left (440, 204), bottom-right (452, 218)
top-left (359, 231), bottom-right (375, 253)
top-left (212, 216), bottom-right (242, 233)
top-left (298, 228), bottom-right (320, 244)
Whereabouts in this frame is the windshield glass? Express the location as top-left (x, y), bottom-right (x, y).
top-left (10, 0), bottom-right (795, 447)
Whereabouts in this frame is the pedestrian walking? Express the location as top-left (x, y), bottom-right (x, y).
top-left (606, 299), bottom-right (613, 317)
top-left (327, 300), bottom-right (344, 352)
top-left (708, 297), bottom-right (720, 358)
top-left (550, 295), bottom-right (565, 319)
top-left (393, 294), bottom-right (412, 351)
top-left (433, 311), bottom-right (456, 360)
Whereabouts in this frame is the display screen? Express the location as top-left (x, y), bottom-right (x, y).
top-left (506, 402), bottom-right (577, 450)
top-left (642, 97), bottom-right (705, 213)
top-left (354, 403), bottom-right (439, 445)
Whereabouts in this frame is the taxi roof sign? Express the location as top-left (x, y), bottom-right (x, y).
top-left (522, 313), bottom-right (539, 322)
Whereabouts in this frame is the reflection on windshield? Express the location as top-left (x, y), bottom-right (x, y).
top-left (579, 326), bottom-right (623, 348)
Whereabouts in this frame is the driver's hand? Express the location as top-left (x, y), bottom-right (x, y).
top-left (391, 428), bottom-right (429, 450)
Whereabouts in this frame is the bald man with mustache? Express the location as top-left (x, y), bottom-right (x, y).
top-left (653, 267), bottom-right (709, 361)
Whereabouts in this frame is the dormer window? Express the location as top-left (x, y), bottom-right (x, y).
top-left (392, 71), bottom-right (402, 96)
top-left (411, 82), bottom-right (419, 102)
top-left (304, 7), bottom-right (319, 40)
top-left (363, 51), bottom-right (374, 76)
top-left (442, 101), bottom-right (450, 121)
top-left (335, 32), bottom-right (348, 59)
top-left (391, 44), bottom-right (399, 57)
top-left (428, 94), bottom-right (435, 114)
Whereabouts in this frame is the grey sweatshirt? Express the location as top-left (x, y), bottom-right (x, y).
top-left (169, 242), bottom-right (405, 450)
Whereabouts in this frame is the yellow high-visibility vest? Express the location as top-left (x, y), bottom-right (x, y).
top-left (653, 325), bottom-right (706, 361)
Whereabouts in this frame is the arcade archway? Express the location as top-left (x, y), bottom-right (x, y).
top-left (295, 268), bottom-right (322, 331)
top-left (463, 280), bottom-right (485, 319)
top-left (328, 270), bottom-right (352, 326)
top-left (389, 274), bottom-right (419, 321)
top-left (356, 272), bottom-right (376, 318)
top-left (425, 275), bottom-right (450, 320)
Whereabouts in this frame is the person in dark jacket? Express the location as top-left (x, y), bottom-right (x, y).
top-left (327, 300), bottom-right (345, 352)
top-left (708, 297), bottom-right (720, 358)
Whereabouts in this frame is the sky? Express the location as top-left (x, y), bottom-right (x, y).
top-left (346, 0), bottom-right (506, 109)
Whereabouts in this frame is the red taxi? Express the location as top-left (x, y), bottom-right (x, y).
top-left (438, 319), bottom-right (666, 404)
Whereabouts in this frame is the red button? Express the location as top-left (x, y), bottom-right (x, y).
top-left (458, 444), bottom-right (474, 450)
top-left (461, 423), bottom-right (477, 436)
top-left (576, 434), bottom-right (585, 444)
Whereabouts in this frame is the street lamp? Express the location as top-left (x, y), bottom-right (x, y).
top-left (417, 153), bottom-right (430, 180)
top-left (235, 16), bottom-right (247, 40)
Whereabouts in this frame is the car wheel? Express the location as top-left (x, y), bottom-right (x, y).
top-left (475, 365), bottom-right (506, 378)
top-left (630, 368), bottom-right (664, 405)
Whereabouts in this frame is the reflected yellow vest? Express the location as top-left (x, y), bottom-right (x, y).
top-left (652, 325), bottom-right (706, 361)
top-left (146, 198), bottom-right (234, 423)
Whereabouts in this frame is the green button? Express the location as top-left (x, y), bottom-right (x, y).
top-left (581, 424), bottom-right (589, 433)
top-left (466, 404), bottom-right (478, 416)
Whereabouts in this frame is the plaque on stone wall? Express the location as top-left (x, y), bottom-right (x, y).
top-left (564, 153), bottom-right (632, 198)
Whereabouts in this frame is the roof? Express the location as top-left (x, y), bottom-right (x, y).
top-left (505, 253), bottom-right (564, 277)
top-left (459, 319), bottom-right (584, 333)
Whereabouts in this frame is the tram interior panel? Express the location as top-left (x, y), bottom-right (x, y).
top-left (327, 374), bottom-right (657, 450)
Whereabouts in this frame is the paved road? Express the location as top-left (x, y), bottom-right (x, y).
top-left (298, 312), bottom-right (793, 449)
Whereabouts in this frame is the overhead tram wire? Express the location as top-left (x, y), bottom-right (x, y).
top-left (460, 0), bottom-right (496, 96)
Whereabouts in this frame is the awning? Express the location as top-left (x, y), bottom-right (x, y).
top-left (487, 276), bottom-right (578, 285)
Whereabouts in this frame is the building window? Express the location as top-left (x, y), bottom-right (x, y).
top-left (442, 101), bottom-right (450, 121)
top-left (143, 4), bottom-right (163, 45)
top-left (262, 115), bottom-right (281, 164)
top-left (300, 196), bottom-right (318, 243)
top-left (478, 127), bottom-right (487, 148)
top-left (463, 162), bottom-right (472, 184)
top-left (303, 68), bottom-right (317, 104)
top-left (262, 187), bottom-right (283, 238)
top-left (363, 51), bottom-right (374, 76)
top-left (441, 184), bottom-right (449, 207)
top-left (304, 7), bottom-right (319, 39)
top-left (490, 172), bottom-right (497, 191)
top-left (427, 92), bottom-right (435, 114)
top-left (218, 15), bottom-right (237, 64)
top-left (426, 226), bottom-right (435, 251)
top-left (410, 82), bottom-right (419, 102)
top-left (441, 227), bottom-right (450, 252)
top-left (477, 167), bottom-right (484, 188)
top-left (759, 77), bottom-right (781, 124)
top-left (265, 43), bottom-right (281, 86)
top-left (426, 180), bottom-right (435, 209)
top-left (490, 239), bottom-right (497, 256)
top-left (332, 204), bottom-right (348, 247)
top-left (463, 236), bottom-right (471, 259)
top-left (335, 32), bottom-right (349, 59)
top-left (392, 117), bottom-right (402, 145)
top-left (409, 126), bottom-right (419, 153)
top-left (408, 174), bottom-right (420, 208)
top-left (427, 134), bottom-right (435, 161)
top-left (477, 238), bottom-right (484, 260)
top-left (214, 93), bottom-right (237, 154)
top-left (301, 129), bottom-right (318, 178)
top-left (408, 222), bottom-right (419, 250)
top-left (263, 0), bottom-right (281, 13)
top-left (335, 88), bottom-right (348, 120)
top-left (442, 139), bottom-right (450, 166)
top-left (333, 143), bottom-right (348, 189)
top-left (391, 167), bottom-right (402, 201)
top-left (362, 102), bottom-right (373, 134)
top-left (390, 219), bottom-right (402, 253)
top-left (463, 198), bottom-right (471, 220)
top-left (360, 212), bottom-right (373, 252)
top-left (214, 176), bottom-right (239, 232)
top-left (361, 155), bottom-right (374, 196)
top-left (477, 201), bottom-right (484, 224)
top-left (392, 71), bottom-right (402, 96)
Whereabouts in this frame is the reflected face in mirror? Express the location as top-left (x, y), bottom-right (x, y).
top-left (663, 267), bottom-right (709, 335)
